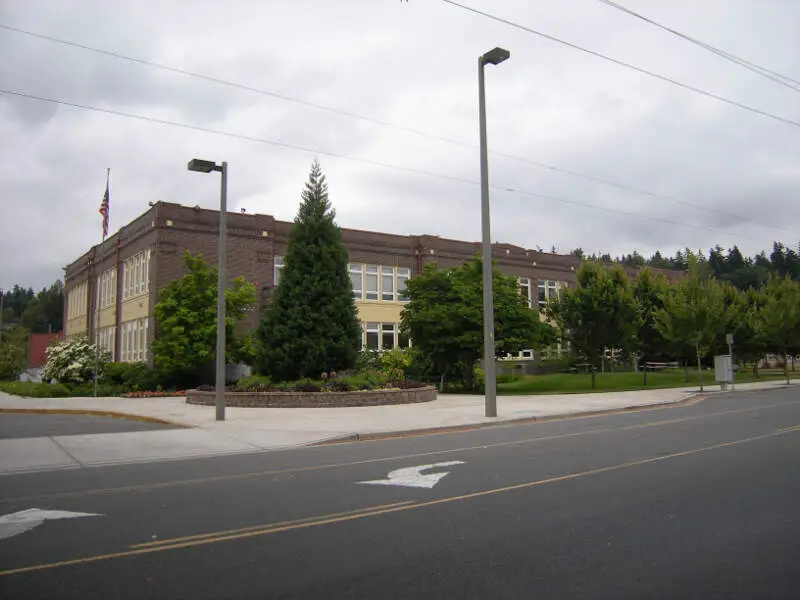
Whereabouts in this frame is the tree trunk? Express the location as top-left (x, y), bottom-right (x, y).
top-left (683, 361), bottom-right (689, 383)
top-left (591, 364), bottom-right (596, 390)
top-left (784, 350), bottom-right (790, 385)
top-left (465, 362), bottom-right (474, 393)
top-left (696, 344), bottom-right (704, 392)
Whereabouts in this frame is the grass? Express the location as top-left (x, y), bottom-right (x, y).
top-left (497, 369), bottom-right (798, 396)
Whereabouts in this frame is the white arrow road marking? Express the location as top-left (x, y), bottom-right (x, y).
top-left (0, 509), bottom-right (102, 540)
top-left (357, 460), bottom-right (466, 489)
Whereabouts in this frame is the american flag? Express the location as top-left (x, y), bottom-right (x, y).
top-left (99, 171), bottom-right (110, 238)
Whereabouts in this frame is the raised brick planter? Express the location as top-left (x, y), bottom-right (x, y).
top-left (185, 386), bottom-right (437, 408)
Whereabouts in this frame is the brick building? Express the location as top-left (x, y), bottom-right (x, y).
top-left (63, 201), bottom-right (677, 364)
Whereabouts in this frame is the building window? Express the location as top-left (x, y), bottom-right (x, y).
top-left (143, 249), bottom-right (150, 293)
top-left (397, 268), bottom-right (410, 302)
top-left (143, 319), bottom-right (149, 361)
top-left (547, 281), bottom-right (557, 301)
top-left (365, 265), bottom-right (378, 301)
top-left (538, 281), bottom-right (547, 307)
top-left (382, 323), bottom-right (396, 350)
top-left (349, 264), bottom-right (363, 300)
top-left (123, 250), bottom-right (150, 300)
top-left (366, 322), bottom-right (380, 350)
top-left (382, 267), bottom-right (395, 302)
top-left (519, 277), bottom-right (531, 307)
top-left (274, 256), bottom-right (284, 287)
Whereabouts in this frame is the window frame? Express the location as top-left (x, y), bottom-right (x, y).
top-left (365, 265), bottom-right (379, 301)
top-left (349, 264), bottom-right (364, 300)
top-left (397, 268), bottom-right (410, 302)
top-left (381, 323), bottom-right (396, 350)
top-left (381, 266), bottom-right (395, 302)
top-left (365, 322), bottom-right (380, 350)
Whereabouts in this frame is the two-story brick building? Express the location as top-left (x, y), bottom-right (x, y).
top-left (63, 201), bottom-right (676, 364)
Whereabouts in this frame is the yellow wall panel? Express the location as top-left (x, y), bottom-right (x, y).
top-left (120, 294), bottom-right (150, 321)
top-left (356, 302), bottom-right (404, 323)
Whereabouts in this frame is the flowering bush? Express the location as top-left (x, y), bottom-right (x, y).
top-left (41, 338), bottom-right (110, 385)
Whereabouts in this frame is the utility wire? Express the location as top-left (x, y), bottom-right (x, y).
top-left (440, 0), bottom-right (800, 128)
top-left (0, 23), bottom-right (795, 237)
top-left (596, 0), bottom-right (800, 92)
top-left (0, 88), bottom-right (770, 244)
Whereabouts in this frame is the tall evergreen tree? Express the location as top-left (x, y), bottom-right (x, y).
top-left (256, 161), bottom-right (360, 381)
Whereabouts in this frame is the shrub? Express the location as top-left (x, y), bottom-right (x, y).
top-left (380, 348), bottom-right (412, 380)
top-left (236, 374), bottom-right (272, 389)
top-left (355, 349), bottom-right (382, 372)
top-left (0, 381), bottom-right (71, 398)
top-left (102, 362), bottom-right (161, 392)
top-left (67, 382), bottom-right (120, 397)
top-left (42, 338), bottom-right (110, 385)
top-left (325, 379), bottom-right (352, 392)
top-left (392, 379), bottom-right (429, 390)
top-left (293, 379), bottom-right (322, 393)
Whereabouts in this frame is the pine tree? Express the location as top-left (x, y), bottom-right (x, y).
top-left (256, 161), bottom-right (361, 381)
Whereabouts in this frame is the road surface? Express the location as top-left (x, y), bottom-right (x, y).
top-left (0, 413), bottom-right (178, 439)
top-left (0, 387), bottom-right (798, 599)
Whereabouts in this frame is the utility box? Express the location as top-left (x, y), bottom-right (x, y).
top-left (714, 355), bottom-right (732, 391)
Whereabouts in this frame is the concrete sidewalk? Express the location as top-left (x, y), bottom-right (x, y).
top-left (0, 380), bottom-right (794, 475)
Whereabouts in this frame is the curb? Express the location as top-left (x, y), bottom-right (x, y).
top-left (312, 392), bottom-right (708, 445)
top-left (0, 408), bottom-right (188, 428)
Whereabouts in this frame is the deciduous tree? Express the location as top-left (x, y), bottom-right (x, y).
top-left (152, 252), bottom-right (256, 386)
top-left (400, 258), bottom-right (554, 391)
top-left (547, 262), bottom-right (639, 388)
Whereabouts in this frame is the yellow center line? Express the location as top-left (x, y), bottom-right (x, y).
top-left (3, 398), bottom-right (798, 505)
top-left (1, 425), bottom-right (797, 578)
top-left (129, 501), bottom-right (413, 548)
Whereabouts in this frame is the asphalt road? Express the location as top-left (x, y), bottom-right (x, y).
top-left (0, 413), bottom-right (178, 439)
top-left (0, 387), bottom-right (798, 599)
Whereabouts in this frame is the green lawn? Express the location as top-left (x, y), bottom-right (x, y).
top-left (497, 369), bottom-right (797, 395)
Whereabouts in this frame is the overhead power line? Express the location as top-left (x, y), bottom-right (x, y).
top-left (439, 0), bottom-right (800, 128)
top-left (596, 0), bottom-right (800, 92)
top-left (0, 23), bottom-right (795, 237)
top-left (0, 88), bottom-right (772, 244)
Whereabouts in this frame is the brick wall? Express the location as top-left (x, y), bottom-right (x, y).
top-left (64, 201), bottom-right (685, 357)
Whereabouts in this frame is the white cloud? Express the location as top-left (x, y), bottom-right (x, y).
top-left (1, 0), bottom-right (798, 290)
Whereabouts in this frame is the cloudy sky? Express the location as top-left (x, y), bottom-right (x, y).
top-left (1, 0), bottom-right (798, 291)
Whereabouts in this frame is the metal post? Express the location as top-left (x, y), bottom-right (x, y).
top-left (478, 57), bottom-right (497, 418)
top-left (215, 162), bottom-right (228, 421)
top-left (727, 333), bottom-right (735, 391)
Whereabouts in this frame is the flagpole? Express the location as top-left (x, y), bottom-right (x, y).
top-left (93, 168), bottom-right (110, 398)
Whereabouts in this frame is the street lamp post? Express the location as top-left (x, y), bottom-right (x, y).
top-left (479, 46), bottom-right (510, 418)
top-left (187, 158), bottom-right (228, 421)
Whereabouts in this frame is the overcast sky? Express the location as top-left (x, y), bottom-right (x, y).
top-left (1, 0), bottom-right (798, 291)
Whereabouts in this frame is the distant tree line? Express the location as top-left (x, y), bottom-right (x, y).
top-left (569, 242), bottom-right (800, 291)
top-left (548, 257), bottom-right (800, 389)
top-left (0, 282), bottom-right (64, 334)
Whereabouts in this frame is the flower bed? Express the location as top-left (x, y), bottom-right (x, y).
top-left (185, 385), bottom-right (436, 408)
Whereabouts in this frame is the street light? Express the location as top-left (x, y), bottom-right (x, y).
top-left (187, 158), bottom-right (228, 421)
top-left (479, 46), bottom-right (510, 418)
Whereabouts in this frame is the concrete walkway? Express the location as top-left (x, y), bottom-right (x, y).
top-left (0, 380), bottom-right (794, 475)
